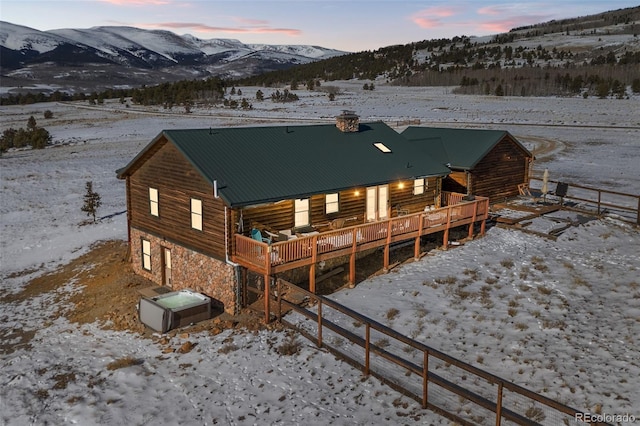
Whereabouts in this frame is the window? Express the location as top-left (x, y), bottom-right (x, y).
top-left (191, 198), bottom-right (202, 231)
top-left (294, 198), bottom-right (310, 228)
top-left (149, 187), bottom-right (159, 216)
top-left (141, 239), bottom-right (151, 271)
top-left (413, 178), bottom-right (424, 195)
top-left (325, 193), bottom-right (339, 214)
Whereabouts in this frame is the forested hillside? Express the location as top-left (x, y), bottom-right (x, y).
top-left (2, 6), bottom-right (638, 106)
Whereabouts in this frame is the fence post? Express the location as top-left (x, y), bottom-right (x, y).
top-left (365, 323), bottom-right (370, 376)
top-left (496, 382), bottom-right (503, 426)
top-left (317, 300), bottom-right (323, 347)
top-left (422, 350), bottom-right (429, 409)
top-left (637, 197), bottom-right (640, 225)
top-left (597, 190), bottom-right (602, 215)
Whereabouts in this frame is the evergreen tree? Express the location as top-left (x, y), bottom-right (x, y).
top-left (27, 116), bottom-right (37, 131)
top-left (81, 181), bottom-right (102, 223)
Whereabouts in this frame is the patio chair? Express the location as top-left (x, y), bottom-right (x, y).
top-left (251, 228), bottom-right (271, 244)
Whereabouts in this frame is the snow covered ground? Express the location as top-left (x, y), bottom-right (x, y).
top-left (1, 83), bottom-right (639, 425)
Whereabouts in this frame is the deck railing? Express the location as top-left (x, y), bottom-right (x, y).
top-left (529, 176), bottom-right (639, 225)
top-left (234, 194), bottom-right (489, 274)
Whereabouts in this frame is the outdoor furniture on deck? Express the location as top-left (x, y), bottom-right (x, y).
top-left (251, 228), bottom-right (271, 244)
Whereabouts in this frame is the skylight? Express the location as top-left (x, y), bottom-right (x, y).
top-left (373, 142), bottom-right (391, 153)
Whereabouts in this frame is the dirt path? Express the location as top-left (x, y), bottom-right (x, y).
top-left (518, 135), bottom-right (563, 160)
top-left (0, 240), bottom-right (272, 356)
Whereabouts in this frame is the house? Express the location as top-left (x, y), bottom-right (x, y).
top-left (116, 113), bottom-right (490, 321)
top-left (401, 127), bottom-right (534, 203)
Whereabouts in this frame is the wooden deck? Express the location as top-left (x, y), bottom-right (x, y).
top-left (233, 195), bottom-right (489, 316)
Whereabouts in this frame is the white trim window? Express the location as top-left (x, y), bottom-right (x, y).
top-left (191, 198), bottom-right (203, 231)
top-left (142, 239), bottom-right (151, 271)
top-left (413, 178), bottom-right (425, 195)
top-left (294, 198), bottom-right (310, 228)
top-left (149, 187), bottom-right (159, 216)
top-left (325, 193), bottom-right (339, 214)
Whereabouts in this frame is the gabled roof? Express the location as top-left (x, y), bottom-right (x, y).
top-left (117, 122), bottom-right (451, 207)
top-left (401, 127), bottom-right (532, 170)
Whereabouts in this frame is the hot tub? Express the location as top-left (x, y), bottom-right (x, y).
top-left (139, 289), bottom-right (212, 333)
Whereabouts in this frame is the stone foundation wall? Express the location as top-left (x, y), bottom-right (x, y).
top-left (130, 227), bottom-right (238, 314)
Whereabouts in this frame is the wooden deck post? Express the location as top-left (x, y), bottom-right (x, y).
top-left (264, 243), bottom-right (271, 324)
top-left (383, 219), bottom-right (392, 271)
top-left (263, 273), bottom-right (270, 323)
top-left (415, 213), bottom-right (424, 260)
top-left (469, 200), bottom-right (478, 239)
top-left (480, 199), bottom-right (488, 235)
top-left (309, 235), bottom-right (317, 293)
top-left (349, 228), bottom-right (357, 286)
top-left (443, 206), bottom-right (452, 250)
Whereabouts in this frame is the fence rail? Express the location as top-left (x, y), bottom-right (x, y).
top-left (529, 177), bottom-right (639, 225)
top-left (276, 279), bottom-right (610, 426)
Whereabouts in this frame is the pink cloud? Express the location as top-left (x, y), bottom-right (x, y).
top-left (478, 5), bottom-right (508, 16)
top-left (139, 21), bottom-right (301, 36)
top-left (100, 0), bottom-right (171, 5)
top-left (411, 6), bottom-right (460, 29)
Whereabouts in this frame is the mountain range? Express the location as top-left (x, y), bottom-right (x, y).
top-left (0, 21), bottom-right (346, 93)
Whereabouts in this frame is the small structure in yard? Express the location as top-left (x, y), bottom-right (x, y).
top-left (117, 113), bottom-right (491, 322)
top-left (402, 127), bottom-right (533, 203)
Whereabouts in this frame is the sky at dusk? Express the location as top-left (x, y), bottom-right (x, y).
top-left (1, 1), bottom-right (638, 51)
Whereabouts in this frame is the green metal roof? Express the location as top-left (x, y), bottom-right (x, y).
top-left (401, 127), bottom-right (530, 170)
top-left (118, 122), bottom-right (451, 207)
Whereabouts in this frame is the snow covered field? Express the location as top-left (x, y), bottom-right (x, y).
top-left (1, 83), bottom-right (639, 425)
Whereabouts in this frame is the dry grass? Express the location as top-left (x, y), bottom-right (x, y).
top-left (434, 276), bottom-right (458, 285)
top-left (106, 356), bottom-right (144, 371)
top-left (463, 268), bottom-right (480, 280)
top-left (500, 259), bottom-right (515, 269)
top-left (375, 338), bottom-right (390, 348)
top-left (386, 308), bottom-right (400, 321)
top-left (537, 285), bottom-right (553, 295)
top-left (514, 322), bottom-right (529, 331)
top-left (218, 343), bottom-right (240, 354)
top-left (525, 406), bottom-right (546, 422)
top-left (277, 335), bottom-right (302, 356)
top-left (531, 256), bottom-right (549, 272)
top-left (415, 307), bottom-right (428, 318)
top-left (571, 275), bottom-right (590, 288)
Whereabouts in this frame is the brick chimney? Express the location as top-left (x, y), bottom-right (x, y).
top-left (336, 110), bottom-right (360, 133)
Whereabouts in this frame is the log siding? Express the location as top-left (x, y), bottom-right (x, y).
top-left (470, 136), bottom-right (531, 202)
top-left (234, 177), bottom-right (442, 236)
top-left (127, 138), bottom-right (228, 261)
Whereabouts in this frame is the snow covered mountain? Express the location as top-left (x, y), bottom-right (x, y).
top-left (0, 21), bottom-right (346, 86)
